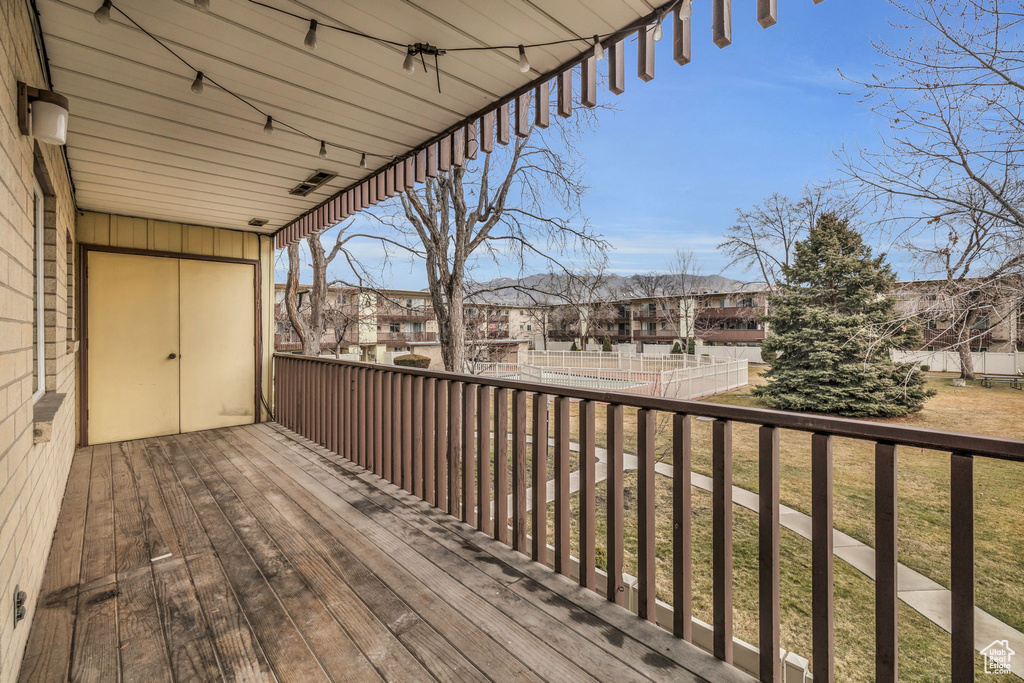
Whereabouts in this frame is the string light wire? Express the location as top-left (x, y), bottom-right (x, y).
top-left (98, 1), bottom-right (394, 164)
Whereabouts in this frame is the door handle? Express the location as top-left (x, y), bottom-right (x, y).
top-left (168, 353), bottom-right (178, 359)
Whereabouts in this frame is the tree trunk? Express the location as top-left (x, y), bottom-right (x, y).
top-left (956, 342), bottom-right (976, 380)
top-left (436, 284), bottom-right (467, 372)
top-left (284, 243), bottom-right (321, 356)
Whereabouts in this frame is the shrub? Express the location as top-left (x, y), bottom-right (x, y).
top-left (670, 341), bottom-right (683, 354)
top-left (570, 341), bottom-right (580, 351)
top-left (920, 364), bottom-right (930, 372)
top-left (393, 354), bottom-right (430, 369)
top-left (602, 337), bottom-right (613, 352)
top-left (687, 338), bottom-right (696, 354)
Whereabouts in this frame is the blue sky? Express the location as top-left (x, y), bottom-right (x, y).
top-left (281, 0), bottom-right (906, 290)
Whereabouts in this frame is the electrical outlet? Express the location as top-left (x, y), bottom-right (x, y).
top-left (14, 586), bottom-right (27, 626)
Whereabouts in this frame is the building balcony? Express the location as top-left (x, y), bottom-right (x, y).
top-left (922, 327), bottom-right (994, 348)
top-left (701, 328), bottom-right (766, 343)
top-left (633, 309), bottom-right (679, 322)
top-left (632, 328), bottom-right (679, 341)
top-left (548, 329), bottom-right (578, 340)
top-left (466, 312), bottom-right (510, 324)
top-left (378, 331), bottom-right (437, 344)
top-left (698, 306), bottom-right (761, 321)
top-left (376, 305), bottom-right (435, 321)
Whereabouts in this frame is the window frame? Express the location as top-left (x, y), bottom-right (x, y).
top-left (32, 178), bottom-right (46, 403)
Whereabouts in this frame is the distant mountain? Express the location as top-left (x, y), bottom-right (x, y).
top-left (465, 272), bottom-right (763, 305)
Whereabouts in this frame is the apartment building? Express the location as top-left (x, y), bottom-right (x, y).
top-left (895, 279), bottom-right (1023, 353)
top-left (275, 285), bottom-right (542, 360)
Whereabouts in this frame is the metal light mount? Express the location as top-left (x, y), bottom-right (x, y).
top-left (17, 82), bottom-right (70, 145)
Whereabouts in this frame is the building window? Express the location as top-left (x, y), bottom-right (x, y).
top-left (390, 322), bottom-right (400, 334)
top-left (32, 180), bottom-right (45, 402)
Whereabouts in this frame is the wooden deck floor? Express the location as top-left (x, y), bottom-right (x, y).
top-left (18, 423), bottom-right (749, 683)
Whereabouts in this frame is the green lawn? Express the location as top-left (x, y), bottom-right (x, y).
top-left (496, 369), bottom-right (1024, 681)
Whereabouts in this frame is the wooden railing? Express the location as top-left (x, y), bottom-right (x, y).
top-left (273, 353), bottom-right (1024, 683)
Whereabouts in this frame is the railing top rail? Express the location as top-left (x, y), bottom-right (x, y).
top-left (275, 353), bottom-right (1024, 461)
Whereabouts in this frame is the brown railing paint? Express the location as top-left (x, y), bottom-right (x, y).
top-left (273, 353), bottom-right (1024, 681)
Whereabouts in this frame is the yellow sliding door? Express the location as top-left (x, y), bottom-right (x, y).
top-left (87, 251), bottom-right (180, 443)
top-left (179, 259), bottom-right (256, 432)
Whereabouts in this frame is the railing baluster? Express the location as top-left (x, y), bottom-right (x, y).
top-left (448, 381), bottom-right (462, 516)
top-left (424, 377), bottom-right (436, 505)
top-left (811, 433), bottom-right (834, 682)
top-left (494, 388), bottom-right (509, 544)
top-left (436, 379), bottom-right (448, 508)
top-left (327, 363), bottom-right (336, 453)
top-left (313, 361), bottom-right (322, 445)
top-left (875, 442), bottom-right (898, 683)
top-left (402, 373), bottom-right (414, 491)
top-left (356, 367), bottom-right (366, 464)
top-left (673, 413), bottom-right (692, 640)
top-left (713, 418), bottom-right (734, 663)
top-left (513, 390), bottom-right (528, 553)
top-left (392, 373), bottom-right (403, 487)
top-left (382, 370), bottom-right (393, 481)
top-left (607, 403), bottom-right (625, 605)
top-left (579, 399), bottom-right (596, 590)
top-left (532, 394), bottom-right (549, 564)
top-left (760, 426), bottom-right (781, 682)
top-left (950, 452), bottom-right (974, 682)
top-left (462, 383), bottom-right (477, 524)
top-left (554, 396), bottom-right (571, 575)
top-left (478, 385), bottom-right (492, 534)
top-left (638, 408), bottom-right (656, 621)
top-left (342, 365), bottom-right (350, 460)
top-left (371, 370), bottom-right (382, 473)
top-left (412, 375), bottom-right (424, 498)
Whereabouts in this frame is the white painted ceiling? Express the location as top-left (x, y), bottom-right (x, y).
top-left (37, 0), bottom-right (657, 235)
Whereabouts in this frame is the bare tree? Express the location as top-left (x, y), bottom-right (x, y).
top-left (283, 222), bottom-right (384, 356)
top-left (840, 0), bottom-right (1024, 377)
top-left (372, 115), bottom-right (604, 371)
top-left (719, 185), bottom-right (858, 290)
top-left (662, 249), bottom-right (708, 349)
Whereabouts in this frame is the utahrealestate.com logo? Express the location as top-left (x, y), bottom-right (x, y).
top-left (981, 640), bottom-right (1015, 675)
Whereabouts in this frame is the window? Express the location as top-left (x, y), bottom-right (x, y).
top-left (390, 322), bottom-right (400, 334)
top-left (32, 180), bottom-right (45, 402)
top-left (527, 325), bottom-right (532, 331)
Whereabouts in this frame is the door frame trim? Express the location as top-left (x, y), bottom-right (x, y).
top-left (79, 244), bottom-right (264, 446)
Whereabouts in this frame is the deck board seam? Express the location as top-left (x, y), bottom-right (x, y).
top-left (217, 426), bottom-right (490, 683)
top-left (249, 424), bottom-right (631, 683)
top-left (237, 425), bottom-right (568, 683)
top-left (192, 427), bottom-right (421, 682)
top-left (173, 431), bottom-right (340, 682)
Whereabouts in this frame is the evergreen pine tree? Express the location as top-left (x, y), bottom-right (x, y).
top-left (670, 341), bottom-right (683, 354)
top-left (570, 341), bottom-right (580, 352)
top-left (602, 337), bottom-right (614, 352)
top-left (754, 213), bottom-right (934, 417)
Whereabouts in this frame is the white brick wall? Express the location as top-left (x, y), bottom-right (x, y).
top-left (0, 1), bottom-right (78, 680)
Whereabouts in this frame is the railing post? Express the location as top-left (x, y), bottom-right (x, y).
top-left (423, 377), bottom-right (436, 505)
top-left (759, 426), bottom-right (781, 682)
top-left (412, 375), bottom-right (424, 498)
top-left (435, 379), bottom-right (449, 508)
top-left (638, 408), bottom-right (656, 621)
top-left (950, 452), bottom-right (974, 682)
top-left (392, 373), bottom-right (403, 488)
top-left (875, 442), bottom-right (898, 683)
top-left (402, 373), bottom-right (414, 492)
top-left (673, 413), bottom-right (692, 640)
top-left (579, 399), bottom-right (597, 590)
top-left (448, 381), bottom-right (462, 516)
top-left (478, 386), bottom-right (492, 534)
top-left (606, 403), bottom-right (625, 605)
top-left (532, 394), bottom-right (549, 564)
top-left (512, 390), bottom-right (528, 553)
top-left (462, 383), bottom-right (477, 524)
top-left (812, 433), bottom-right (834, 683)
top-left (713, 418), bottom-right (733, 663)
top-left (382, 371), bottom-right (393, 481)
top-left (554, 396), bottom-right (571, 575)
top-left (373, 370), bottom-right (383, 473)
top-left (494, 388), bottom-right (509, 544)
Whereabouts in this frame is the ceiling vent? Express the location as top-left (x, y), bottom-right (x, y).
top-left (248, 218), bottom-right (268, 227)
top-left (289, 169), bottom-right (337, 197)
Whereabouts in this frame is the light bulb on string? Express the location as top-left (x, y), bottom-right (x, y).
top-left (359, 153), bottom-right (368, 169)
top-left (403, 46), bottom-right (416, 74)
top-left (94, 0), bottom-right (112, 23)
top-left (319, 141), bottom-right (328, 159)
top-left (264, 116), bottom-right (274, 134)
top-left (304, 19), bottom-right (318, 50)
top-left (517, 45), bottom-right (530, 73)
top-left (652, 11), bottom-right (664, 41)
top-left (679, 0), bottom-right (692, 20)
top-left (191, 71), bottom-right (205, 94)
top-left (593, 36), bottom-right (604, 61)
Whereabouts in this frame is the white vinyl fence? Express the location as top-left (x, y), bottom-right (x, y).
top-left (699, 346), bottom-right (766, 364)
top-left (892, 350), bottom-right (1023, 375)
top-left (482, 351), bottom-right (748, 399)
